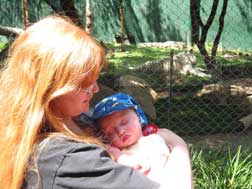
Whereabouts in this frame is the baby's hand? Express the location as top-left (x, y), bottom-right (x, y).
top-left (117, 154), bottom-right (151, 176)
top-left (134, 164), bottom-right (151, 176)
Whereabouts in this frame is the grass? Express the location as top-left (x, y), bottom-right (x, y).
top-left (191, 146), bottom-right (252, 189)
top-left (104, 43), bottom-right (182, 75)
top-left (106, 43), bottom-right (179, 65)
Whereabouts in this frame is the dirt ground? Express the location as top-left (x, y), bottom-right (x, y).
top-left (185, 129), bottom-right (252, 149)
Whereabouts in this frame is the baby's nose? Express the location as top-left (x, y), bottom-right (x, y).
top-left (116, 127), bottom-right (125, 136)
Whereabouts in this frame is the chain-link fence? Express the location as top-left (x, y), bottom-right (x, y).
top-left (96, 43), bottom-right (252, 150)
top-left (92, 0), bottom-right (252, 149)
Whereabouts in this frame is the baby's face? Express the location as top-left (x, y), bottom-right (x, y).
top-left (99, 109), bottom-right (143, 149)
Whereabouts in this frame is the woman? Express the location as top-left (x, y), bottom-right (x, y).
top-left (0, 15), bottom-right (193, 189)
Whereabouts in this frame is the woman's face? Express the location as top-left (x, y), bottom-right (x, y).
top-left (52, 81), bottom-right (99, 117)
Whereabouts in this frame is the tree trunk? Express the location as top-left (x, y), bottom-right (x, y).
top-left (211, 0), bottom-right (229, 58)
top-left (190, 0), bottom-right (229, 78)
top-left (22, 0), bottom-right (29, 29)
top-left (119, 0), bottom-right (125, 52)
top-left (85, 0), bottom-right (92, 34)
top-left (61, 0), bottom-right (82, 27)
top-left (0, 26), bottom-right (23, 38)
top-left (190, 0), bottom-right (201, 44)
top-left (44, 0), bottom-right (63, 12)
top-left (45, 0), bottom-right (83, 27)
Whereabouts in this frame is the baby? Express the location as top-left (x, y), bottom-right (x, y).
top-left (92, 93), bottom-right (170, 181)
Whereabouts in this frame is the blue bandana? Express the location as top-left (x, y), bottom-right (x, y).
top-left (92, 93), bottom-right (148, 126)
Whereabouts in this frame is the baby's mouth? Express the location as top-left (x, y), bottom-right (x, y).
top-left (122, 135), bottom-right (130, 143)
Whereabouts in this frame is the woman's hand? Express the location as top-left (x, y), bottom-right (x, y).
top-left (156, 128), bottom-right (194, 189)
top-left (157, 128), bottom-right (188, 151)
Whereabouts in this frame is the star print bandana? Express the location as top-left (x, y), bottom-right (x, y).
top-left (92, 92), bottom-right (148, 126)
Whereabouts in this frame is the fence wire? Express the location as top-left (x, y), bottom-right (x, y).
top-left (95, 1), bottom-right (252, 149)
top-left (100, 47), bottom-right (252, 149)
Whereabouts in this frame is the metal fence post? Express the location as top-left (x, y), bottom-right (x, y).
top-left (168, 50), bottom-right (174, 128)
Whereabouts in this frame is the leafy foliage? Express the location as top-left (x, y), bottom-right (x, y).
top-left (0, 42), bottom-right (7, 51)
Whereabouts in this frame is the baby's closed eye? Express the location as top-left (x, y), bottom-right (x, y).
top-left (120, 118), bottom-right (129, 125)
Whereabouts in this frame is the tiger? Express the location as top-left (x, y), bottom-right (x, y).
top-left (129, 51), bottom-right (211, 78)
top-left (129, 51), bottom-right (196, 73)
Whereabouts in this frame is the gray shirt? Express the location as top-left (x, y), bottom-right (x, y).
top-left (24, 136), bottom-right (159, 189)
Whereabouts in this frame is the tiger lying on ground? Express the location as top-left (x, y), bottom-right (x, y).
top-left (129, 51), bottom-right (211, 78)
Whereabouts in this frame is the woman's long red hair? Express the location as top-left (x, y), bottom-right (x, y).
top-left (0, 15), bottom-right (105, 189)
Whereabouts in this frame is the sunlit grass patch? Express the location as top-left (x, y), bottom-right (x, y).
top-left (191, 146), bottom-right (252, 189)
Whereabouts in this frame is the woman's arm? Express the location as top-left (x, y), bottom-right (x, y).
top-left (34, 138), bottom-right (160, 189)
top-left (155, 128), bottom-right (194, 189)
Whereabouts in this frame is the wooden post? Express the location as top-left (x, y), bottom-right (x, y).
top-left (119, 0), bottom-right (125, 52)
top-left (85, 0), bottom-right (92, 34)
top-left (22, 0), bottom-right (29, 29)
